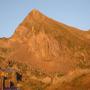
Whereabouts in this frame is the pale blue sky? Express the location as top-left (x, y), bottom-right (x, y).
top-left (0, 0), bottom-right (90, 37)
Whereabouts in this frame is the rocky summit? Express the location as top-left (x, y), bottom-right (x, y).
top-left (0, 9), bottom-right (90, 90)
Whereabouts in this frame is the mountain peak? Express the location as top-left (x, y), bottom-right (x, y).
top-left (30, 9), bottom-right (41, 14)
top-left (11, 9), bottom-right (46, 40)
top-left (19, 9), bottom-right (47, 27)
top-left (28, 9), bottom-right (45, 18)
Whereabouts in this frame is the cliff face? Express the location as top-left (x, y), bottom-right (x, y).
top-left (0, 9), bottom-right (90, 90)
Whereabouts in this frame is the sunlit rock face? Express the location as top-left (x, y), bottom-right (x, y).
top-left (0, 9), bottom-right (90, 90)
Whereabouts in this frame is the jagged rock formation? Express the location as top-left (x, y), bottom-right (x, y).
top-left (0, 9), bottom-right (90, 90)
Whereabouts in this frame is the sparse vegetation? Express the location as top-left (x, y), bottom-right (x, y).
top-left (56, 72), bottom-right (65, 77)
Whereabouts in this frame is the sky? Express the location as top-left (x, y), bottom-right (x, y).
top-left (0, 0), bottom-right (90, 38)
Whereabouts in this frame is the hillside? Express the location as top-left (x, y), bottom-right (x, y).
top-left (0, 9), bottom-right (90, 90)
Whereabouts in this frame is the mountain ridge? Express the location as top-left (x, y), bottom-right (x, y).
top-left (10, 9), bottom-right (88, 42)
top-left (7, 9), bottom-right (90, 73)
top-left (0, 9), bottom-right (90, 90)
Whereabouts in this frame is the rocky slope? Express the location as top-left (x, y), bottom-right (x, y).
top-left (0, 9), bottom-right (90, 90)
